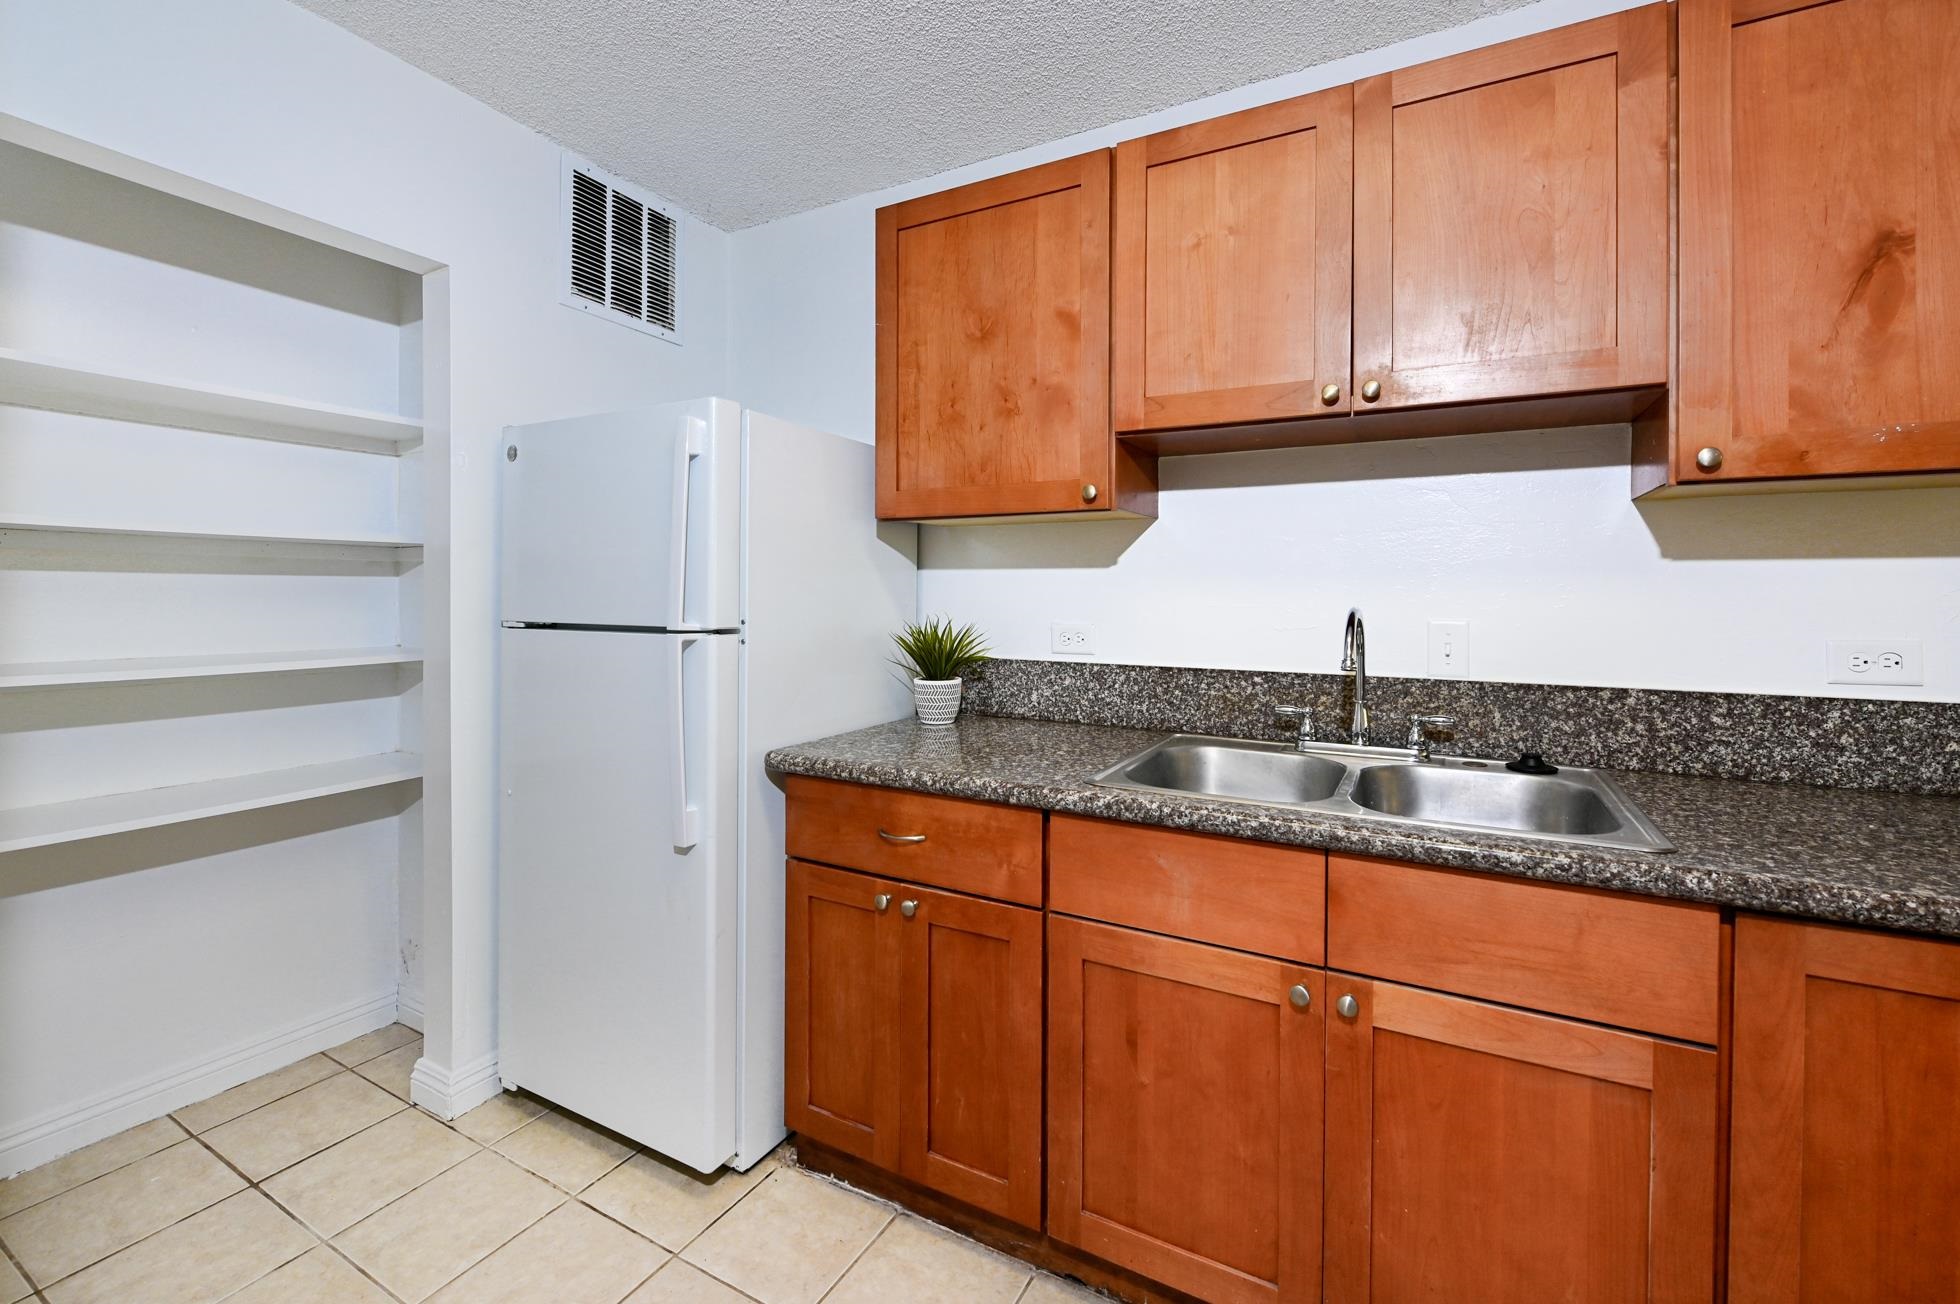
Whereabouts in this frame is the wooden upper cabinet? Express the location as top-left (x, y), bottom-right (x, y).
top-left (1673, 0), bottom-right (1960, 485)
top-left (1352, 4), bottom-right (1669, 412)
top-left (1112, 87), bottom-right (1354, 434)
top-left (875, 152), bottom-right (1155, 521)
top-left (1324, 977), bottom-right (1719, 1302)
top-left (1049, 917), bottom-right (1323, 1303)
top-left (1729, 916), bottom-right (1960, 1303)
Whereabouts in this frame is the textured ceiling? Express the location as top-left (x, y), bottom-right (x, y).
top-left (297, 0), bottom-right (1535, 230)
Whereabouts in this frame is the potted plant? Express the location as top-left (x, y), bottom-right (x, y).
top-left (891, 616), bottom-right (990, 726)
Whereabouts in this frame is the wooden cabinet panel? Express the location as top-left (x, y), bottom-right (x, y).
top-left (894, 883), bottom-right (1043, 1228)
top-left (1352, 5), bottom-right (1668, 411)
top-left (1729, 916), bottom-right (1960, 1302)
top-left (1049, 916), bottom-right (1322, 1302)
top-left (785, 859), bottom-right (899, 1167)
top-left (876, 152), bottom-right (1155, 520)
top-left (1112, 87), bottom-right (1353, 433)
top-left (785, 776), bottom-right (1043, 906)
top-left (1049, 815), bottom-right (1325, 964)
top-left (1675, 0), bottom-right (1960, 485)
top-left (1328, 855), bottom-right (1721, 1041)
top-left (1324, 977), bottom-right (1718, 1302)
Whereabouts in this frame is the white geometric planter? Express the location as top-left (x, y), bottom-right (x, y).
top-left (911, 677), bottom-right (963, 726)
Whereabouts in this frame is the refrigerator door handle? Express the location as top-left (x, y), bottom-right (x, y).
top-left (671, 632), bottom-right (704, 849)
top-left (668, 417), bottom-right (706, 630)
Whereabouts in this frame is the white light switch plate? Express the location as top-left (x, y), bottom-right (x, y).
top-left (1428, 620), bottom-right (1470, 678)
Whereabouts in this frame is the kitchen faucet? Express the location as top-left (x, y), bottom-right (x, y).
top-left (1341, 608), bottom-right (1369, 745)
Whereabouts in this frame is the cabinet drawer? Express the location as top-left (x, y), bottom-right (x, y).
top-left (785, 776), bottom-right (1043, 906)
top-left (1050, 815), bottom-right (1325, 964)
top-left (1327, 854), bottom-right (1720, 1042)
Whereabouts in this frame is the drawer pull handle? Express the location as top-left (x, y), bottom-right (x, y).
top-left (877, 829), bottom-right (927, 844)
top-left (899, 900), bottom-right (919, 918)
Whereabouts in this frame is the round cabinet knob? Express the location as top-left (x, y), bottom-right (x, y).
top-left (1336, 993), bottom-right (1360, 1020)
top-left (506, 445), bottom-right (519, 462)
top-left (873, 893), bottom-right (891, 913)
top-left (1695, 446), bottom-right (1724, 473)
top-left (899, 900), bottom-right (918, 919)
top-left (1319, 383), bottom-right (1342, 406)
top-left (1288, 984), bottom-right (1312, 1010)
top-left (1360, 380), bottom-right (1382, 403)
top-left (1081, 483), bottom-right (1099, 503)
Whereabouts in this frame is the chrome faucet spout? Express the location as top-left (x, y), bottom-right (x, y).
top-left (1341, 608), bottom-right (1369, 745)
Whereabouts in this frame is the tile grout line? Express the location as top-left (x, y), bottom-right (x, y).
top-left (0, 1228), bottom-right (40, 1300)
top-left (404, 1190), bottom-right (570, 1303)
top-left (811, 1208), bottom-right (900, 1304)
top-left (0, 1033), bottom-right (422, 1302)
top-left (3, 1135), bottom-right (249, 1293)
top-left (0, 1117), bottom-right (191, 1223)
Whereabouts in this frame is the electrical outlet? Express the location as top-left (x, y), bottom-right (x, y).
top-left (1428, 620), bottom-right (1470, 678)
top-left (1051, 622), bottom-right (1094, 656)
top-left (1827, 639), bottom-right (1922, 686)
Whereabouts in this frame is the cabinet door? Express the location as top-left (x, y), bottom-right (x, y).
top-left (876, 152), bottom-right (1150, 520)
top-left (784, 860), bottom-right (899, 1167)
top-left (1729, 916), bottom-right (1960, 1303)
top-left (1324, 977), bottom-right (1717, 1303)
top-left (1352, 4), bottom-right (1668, 411)
top-left (1112, 87), bottom-right (1353, 433)
top-left (1049, 917), bottom-right (1322, 1303)
top-left (891, 883), bottom-right (1043, 1228)
top-left (1677, 0), bottom-right (1960, 482)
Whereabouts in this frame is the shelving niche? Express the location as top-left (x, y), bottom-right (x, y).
top-left (0, 129), bottom-right (444, 1175)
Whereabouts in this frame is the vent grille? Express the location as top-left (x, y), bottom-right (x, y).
top-left (563, 156), bottom-right (680, 340)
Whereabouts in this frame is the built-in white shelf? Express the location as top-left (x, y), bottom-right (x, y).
top-left (0, 346), bottom-right (423, 454)
top-left (0, 647), bottom-right (423, 690)
top-left (0, 512), bottom-right (421, 550)
top-left (0, 752), bottom-right (424, 854)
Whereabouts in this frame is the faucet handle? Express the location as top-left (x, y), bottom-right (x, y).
top-left (1406, 714), bottom-right (1457, 761)
top-left (1275, 704), bottom-right (1315, 748)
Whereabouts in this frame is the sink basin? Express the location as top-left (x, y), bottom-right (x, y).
top-left (1089, 733), bottom-right (1672, 853)
top-left (1349, 764), bottom-right (1621, 836)
top-left (1115, 737), bottom-right (1346, 805)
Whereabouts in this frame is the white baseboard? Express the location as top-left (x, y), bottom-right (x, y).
top-left (0, 989), bottom-right (399, 1178)
top-left (396, 988), bottom-right (425, 1032)
top-left (409, 1050), bottom-right (499, 1121)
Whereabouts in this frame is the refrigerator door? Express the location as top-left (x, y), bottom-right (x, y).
top-left (498, 626), bottom-right (739, 1172)
top-left (501, 399), bottom-right (741, 629)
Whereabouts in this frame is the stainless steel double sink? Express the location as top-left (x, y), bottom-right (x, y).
top-left (1090, 734), bottom-right (1673, 853)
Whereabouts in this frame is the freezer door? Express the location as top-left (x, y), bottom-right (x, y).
top-left (501, 399), bottom-right (741, 629)
top-left (498, 626), bottom-right (739, 1172)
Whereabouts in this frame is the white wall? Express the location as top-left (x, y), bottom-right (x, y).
top-left (0, 0), bottom-right (734, 1152)
top-left (731, 0), bottom-right (1960, 703)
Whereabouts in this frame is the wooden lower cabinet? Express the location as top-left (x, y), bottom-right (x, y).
top-left (1323, 976), bottom-right (1719, 1303)
top-left (893, 880), bottom-right (1043, 1228)
top-left (784, 859), bottom-right (1042, 1227)
top-left (785, 859), bottom-right (897, 1167)
top-left (1047, 915), bottom-right (1323, 1302)
top-left (1729, 916), bottom-right (1960, 1302)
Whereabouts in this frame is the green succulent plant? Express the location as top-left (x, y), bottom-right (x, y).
top-left (891, 616), bottom-right (991, 682)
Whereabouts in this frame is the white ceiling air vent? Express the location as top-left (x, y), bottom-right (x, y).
top-left (561, 154), bottom-right (681, 343)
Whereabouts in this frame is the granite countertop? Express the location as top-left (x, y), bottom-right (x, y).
top-left (768, 716), bottom-right (1960, 940)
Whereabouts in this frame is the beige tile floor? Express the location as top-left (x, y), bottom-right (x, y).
top-left (0, 1026), bottom-right (1105, 1304)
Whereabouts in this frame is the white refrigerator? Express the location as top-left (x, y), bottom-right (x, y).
top-left (497, 398), bottom-right (916, 1173)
